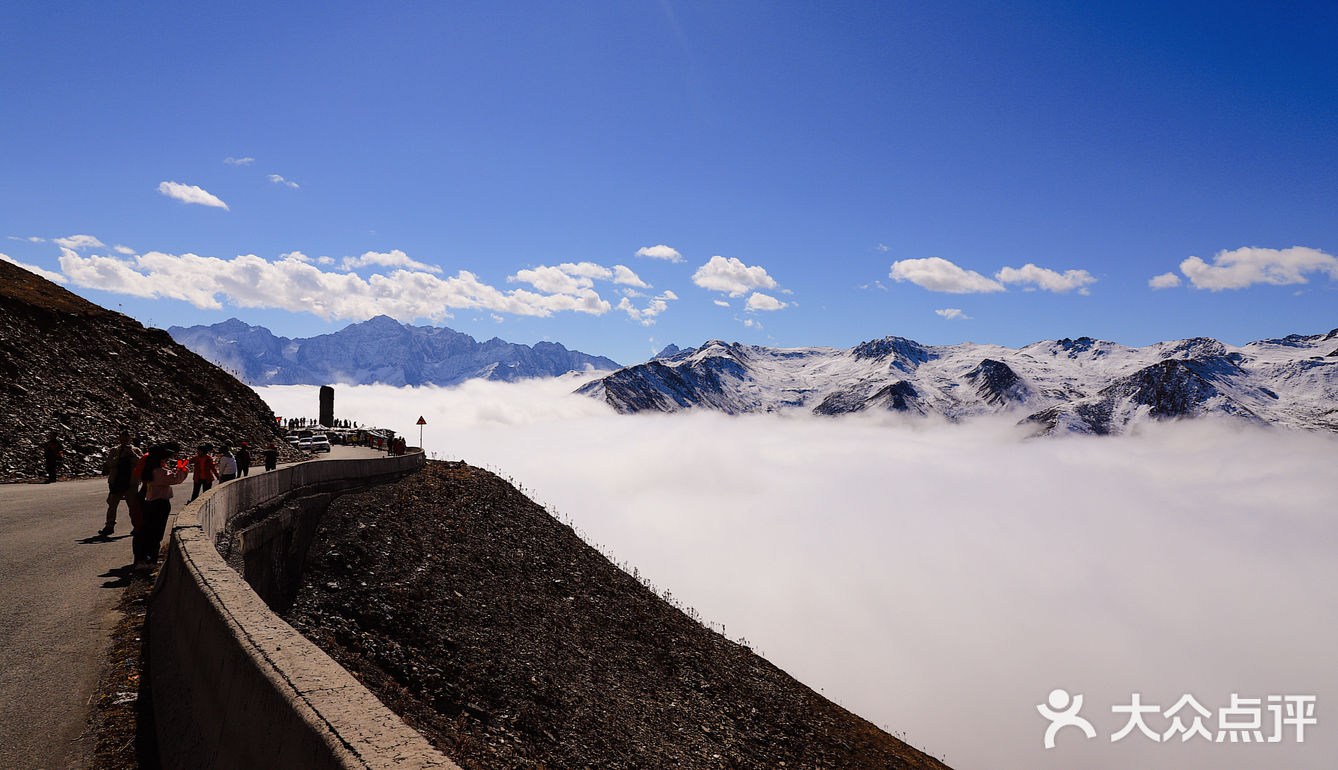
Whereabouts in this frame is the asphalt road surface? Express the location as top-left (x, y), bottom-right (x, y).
top-left (0, 444), bottom-right (382, 769)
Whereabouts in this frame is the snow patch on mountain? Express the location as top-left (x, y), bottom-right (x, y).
top-left (578, 329), bottom-right (1338, 436)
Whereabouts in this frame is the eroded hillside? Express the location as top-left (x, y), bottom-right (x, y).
top-left (286, 461), bottom-right (953, 769)
top-left (0, 260), bottom-right (300, 480)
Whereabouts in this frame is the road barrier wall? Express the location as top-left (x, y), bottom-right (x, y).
top-left (148, 452), bottom-right (460, 769)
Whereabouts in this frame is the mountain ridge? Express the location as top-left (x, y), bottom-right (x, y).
top-left (168, 316), bottom-right (620, 386)
top-left (578, 328), bottom-right (1338, 436)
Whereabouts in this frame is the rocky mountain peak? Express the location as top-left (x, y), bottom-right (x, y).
top-left (851, 336), bottom-right (933, 364)
top-left (1157, 337), bottom-right (1229, 361)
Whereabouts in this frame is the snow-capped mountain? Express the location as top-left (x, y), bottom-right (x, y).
top-left (168, 316), bottom-right (620, 386)
top-left (576, 329), bottom-right (1338, 435)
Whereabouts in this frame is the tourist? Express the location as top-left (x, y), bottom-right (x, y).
top-left (235, 442), bottom-right (251, 477)
top-left (217, 446), bottom-right (238, 482)
top-left (134, 443), bottom-right (187, 570)
top-left (42, 431), bottom-right (62, 483)
top-left (262, 441), bottom-right (279, 472)
top-left (188, 444), bottom-right (218, 502)
top-left (99, 429), bottom-right (140, 537)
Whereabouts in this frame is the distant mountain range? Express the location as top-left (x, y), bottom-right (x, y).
top-left (578, 329), bottom-right (1338, 436)
top-left (168, 316), bottom-right (620, 386)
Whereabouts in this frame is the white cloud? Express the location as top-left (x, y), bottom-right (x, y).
top-left (512, 264), bottom-right (602, 294)
top-left (1, 253), bottom-right (67, 283)
top-left (268, 173), bottom-right (300, 189)
top-left (8, 236), bottom-right (45, 243)
top-left (634, 244), bottom-right (684, 263)
top-left (611, 264), bottom-right (649, 288)
top-left (510, 261), bottom-right (648, 295)
top-left (617, 290), bottom-right (677, 326)
top-left (281, 251), bottom-right (312, 263)
top-left (889, 257), bottom-right (1004, 293)
top-left (713, 299), bottom-right (730, 307)
top-left (224, 156), bottom-right (254, 166)
top-left (56, 250), bottom-right (616, 321)
top-left (317, 256), bottom-right (335, 265)
top-left (341, 249), bottom-right (442, 274)
top-left (995, 263), bottom-right (1096, 294)
top-left (254, 383), bottom-right (1338, 770)
top-left (692, 256), bottom-right (780, 297)
top-left (562, 262), bottom-right (615, 280)
top-left (744, 292), bottom-right (787, 312)
top-left (53, 234), bottom-right (105, 251)
top-left (157, 181), bottom-right (229, 210)
top-left (935, 308), bottom-right (971, 320)
top-left (858, 280), bottom-right (888, 291)
top-left (876, 243), bottom-right (890, 252)
top-left (1178, 246), bottom-right (1338, 290)
top-left (1149, 272), bottom-right (1182, 289)
top-left (113, 245), bottom-right (136, 255)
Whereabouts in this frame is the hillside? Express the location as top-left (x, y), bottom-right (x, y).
top-left (0, 260), bottom-right (300, 480)
top-left (168, 316), bottom-right (620, 386)
top-left (285, 461), bottom-right (952, 769)
top-left (578, 331), bottom-right (1338, 435)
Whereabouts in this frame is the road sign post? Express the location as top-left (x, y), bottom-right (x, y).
top-left (416, 415), bottom-right (426, 450)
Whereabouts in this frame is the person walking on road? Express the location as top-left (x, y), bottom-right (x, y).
top-left (236, 442), bottom-right (251, 477)
top-left (188, 444), bottom-right (218, 502)
top-left (42, 431), bottom-right (62, 483)
top-left (135, 443), bottom-right (187, 570)
top-left (98, 429), bottom-right (140, 537)
top-left (262, 441), bottom-right (279, 472)
top-left (217, 446), bottom-right (238, 482)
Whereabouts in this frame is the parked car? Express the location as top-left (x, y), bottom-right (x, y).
top-left (285, 434), bottom-right (302, 446)
top-left (308, 434), bottom-right (332, 453)
top-left (298, 437), bottom-right (312, 450)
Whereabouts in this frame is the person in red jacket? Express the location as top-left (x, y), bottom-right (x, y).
top-left (188, 444), bottom-right (218, 502)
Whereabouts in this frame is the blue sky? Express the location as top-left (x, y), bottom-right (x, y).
top-left (3, 1), bottom-right (1335, 365)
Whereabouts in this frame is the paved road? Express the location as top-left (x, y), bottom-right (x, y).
top-left (0, 445), bottom-right (383, 769)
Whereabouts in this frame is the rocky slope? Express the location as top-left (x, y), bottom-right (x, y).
top-left (169, 316), bottom-right (620, 386)
top-left (0, 260), bottom-right (301, 481)
top-left (285, 461), bottom-right (952, 770)
top-left (578, 330), bottom-right (1338, 435)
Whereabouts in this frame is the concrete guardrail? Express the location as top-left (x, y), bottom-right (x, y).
top-left (148, 451), bottom-right (461, 769)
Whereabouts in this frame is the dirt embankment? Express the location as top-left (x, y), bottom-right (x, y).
top-left (0, 259), bottom-right (300, 481)
top-left (285, 461), bottom-right (952, 769)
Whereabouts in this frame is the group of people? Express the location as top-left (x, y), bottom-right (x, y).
top-left (364, 434), bottom-right (408, 455)
top-left (97, 430), bottom-right (282, 571)
top-left (183, 441), bottom-right (279, 501)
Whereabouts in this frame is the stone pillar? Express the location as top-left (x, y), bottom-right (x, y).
top-left (319, 385), bottom-right (334, 428)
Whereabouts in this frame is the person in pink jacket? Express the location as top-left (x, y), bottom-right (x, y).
top-left (134, 443), bottom-right (188, 570)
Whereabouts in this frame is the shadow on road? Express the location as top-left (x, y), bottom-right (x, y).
top-left (77, 533), bottom-right (131, 545)
top-left (100, 565), bottom-right (137, 589)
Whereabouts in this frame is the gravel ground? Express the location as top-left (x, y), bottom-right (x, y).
top-left (285, 460), bottom-right (953, 769)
